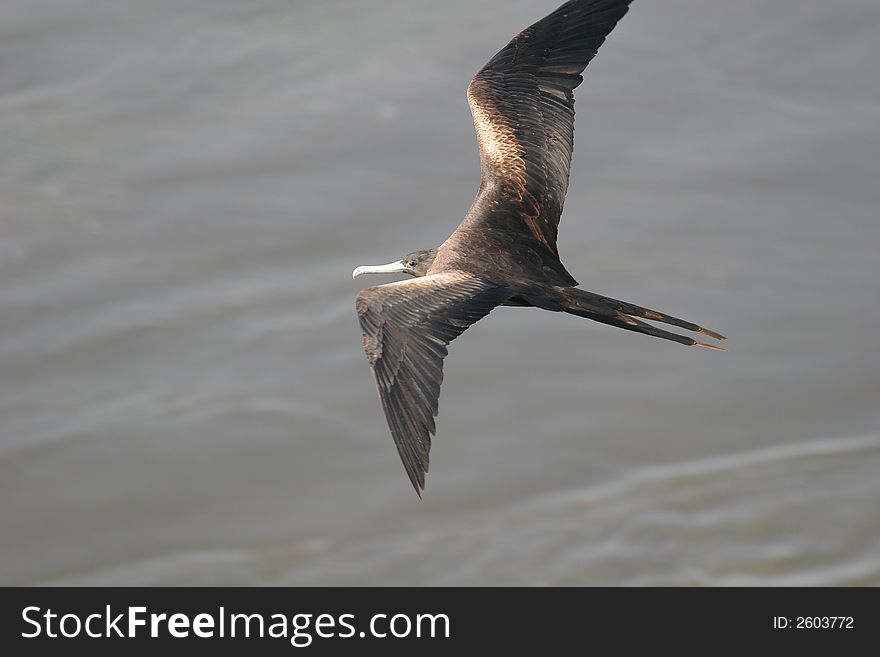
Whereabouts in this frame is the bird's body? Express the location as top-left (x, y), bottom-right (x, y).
top-left (353, 0), bottom-right (726, 495)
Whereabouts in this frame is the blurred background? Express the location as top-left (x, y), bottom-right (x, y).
top-left (1, 0), bottom-right (878, 585)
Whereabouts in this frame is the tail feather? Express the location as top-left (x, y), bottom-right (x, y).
top-left (561, 287), bottom-right (726, 348)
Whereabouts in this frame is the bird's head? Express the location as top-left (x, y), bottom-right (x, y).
top-left (352, 248), bottom-right (438, 279)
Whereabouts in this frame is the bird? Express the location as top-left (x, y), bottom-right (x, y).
top-left (352, 0), bottom-right (726, 496)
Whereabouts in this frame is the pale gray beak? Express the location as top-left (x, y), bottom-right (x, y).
top-left (352, 260), bottom-right (406, 279)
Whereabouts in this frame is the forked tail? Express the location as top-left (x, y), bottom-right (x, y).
top-left (560, 287), bottom-right (727, 349)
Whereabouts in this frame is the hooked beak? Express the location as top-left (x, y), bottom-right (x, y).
top-left (352, 260), bottom-right (406, 279)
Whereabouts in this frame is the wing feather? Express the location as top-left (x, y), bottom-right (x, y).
top-left (356, 273), bottom-right (511, 494)
top-left (464, 0), bottom-right (634, 254)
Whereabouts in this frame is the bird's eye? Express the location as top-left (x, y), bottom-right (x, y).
top-left (407, 260), bottom-right (416, 268)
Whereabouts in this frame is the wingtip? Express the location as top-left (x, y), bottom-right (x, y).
top-left (407, 470), bottom-right (426, 498)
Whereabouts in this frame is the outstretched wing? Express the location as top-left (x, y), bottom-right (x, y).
top-left (356, 273), bottom-right (511, 495)
top-left (465, 0), bottom-right (633, 254)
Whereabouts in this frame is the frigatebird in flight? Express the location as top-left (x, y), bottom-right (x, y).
top-left (353, 0), bottom-right (726, 495)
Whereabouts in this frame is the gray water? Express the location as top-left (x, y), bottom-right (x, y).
top-left (2, 0), bottom-right (879, 586)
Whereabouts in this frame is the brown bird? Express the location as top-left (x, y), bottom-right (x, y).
top-left (353, 0), bottom-right (726, 496)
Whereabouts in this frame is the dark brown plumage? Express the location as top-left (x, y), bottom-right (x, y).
top-left (353, 0), bottom-right (726, 495)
